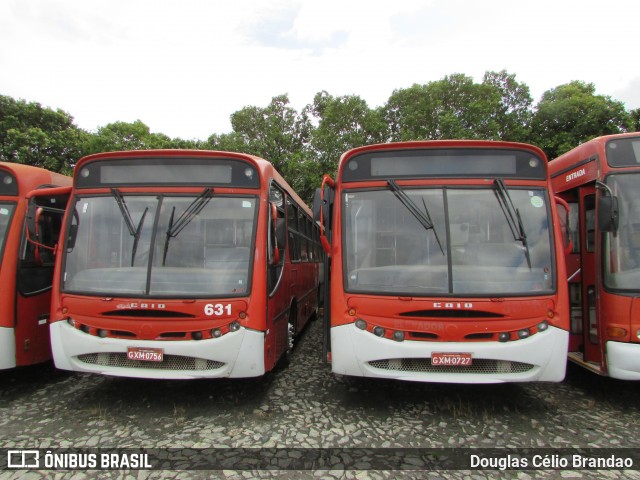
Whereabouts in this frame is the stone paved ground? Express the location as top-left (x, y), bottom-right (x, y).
top-left (1, 317), bottom-right (640, 479)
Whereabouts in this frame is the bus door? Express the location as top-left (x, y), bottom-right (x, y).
top-left (266, 184), bottom-right (288, 367)
top-left (16, 187), bottom-right (70, 365)
top-left (579, 189), bottom-right (601, 366)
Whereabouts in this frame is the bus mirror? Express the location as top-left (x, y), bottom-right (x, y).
top-left (26, 203), bottom-right (40, 241)
top-left (598, 196), bottom-right (619, 232)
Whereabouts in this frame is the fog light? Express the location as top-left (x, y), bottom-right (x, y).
top-left (373, 326), bottom-right (385, 337)
top-left (393, 331), bottom-right (405, 342)
top-left (355, 319), bottom-right (367, 330)
top-left (229, 321), bottom-right (241, 332)
top-left (537, 321), bottom-right (549, 332)
top-left (211, 329), bottom-right (222, 338)
top-left (97, 329), bottom-right (108, 338)
top-left (498, 332), bottom-right (510, 342)
top-left (192, 331), bottom-right (203, 340)
top-left (517, 329), bottom-right (530, 339)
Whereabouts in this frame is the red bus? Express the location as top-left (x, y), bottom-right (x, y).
top-left (37, 150), bottom-right (320, 379)
top-left (0, 162), bottom-right (70, 370)
top-left (316, 141), bottom-right (570, 383)
top-left (550, 132), bottom-right (640, 379)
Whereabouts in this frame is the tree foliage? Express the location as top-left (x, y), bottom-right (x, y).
top-left (531, 81), bottom-right (632, 159)
top-left (0, 95), bottom-right (86, 174)
top-left (1, 72), bottom-right (638, 201)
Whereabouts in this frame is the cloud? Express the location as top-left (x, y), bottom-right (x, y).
top-left (614, 77), bottom-right (640, 111)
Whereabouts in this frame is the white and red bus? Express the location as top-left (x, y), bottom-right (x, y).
top-left (37, 150), bottom-right (320, 379)
top-left (0, 162), bottom-right (70, 370)
top-left (316, 141), bottom-right (570, 383)
top-left (550, 132), bottom-right (640, 379)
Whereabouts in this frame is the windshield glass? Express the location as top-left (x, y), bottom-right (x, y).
top-left (0, 203), bottom-right (16, 260)
top-left (343, 187), bottom-right (554, 296)
top-left (603, 173), bottom-right (640, 291)
top-left (63, 195), bottom-right (257, 297)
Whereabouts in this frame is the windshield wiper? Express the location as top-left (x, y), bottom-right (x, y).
top-left (388, 179), bottom-right (444, 255)
top-left (162, 188), bottom-right (213, 265)
top-left (111, 189), bottom-right (149, 266)
top-left (493, 178), bottom-right (531, 269)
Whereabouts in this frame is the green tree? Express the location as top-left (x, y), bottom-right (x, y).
top-left (384, 74), bottom-right (503, 141)
top-left (482, 70), bottom-right (533, 142)
top-left (306, 91), bottom-right (387, 177)
top-left (0, 95), bottom-right (86, 174)
top-left (629, 108), bottom-right (640, 132)
top-left (83, 120), bottom-right (199, 154)
top-left (531, 81), bottom-right (632, 159)
top-left (228, 94), bottom-right (312, 174)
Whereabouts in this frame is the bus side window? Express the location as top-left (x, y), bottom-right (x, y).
top-left (585, 195), bottom-right (596, 253)
top-left (569, 202), bottom-right (580, 253)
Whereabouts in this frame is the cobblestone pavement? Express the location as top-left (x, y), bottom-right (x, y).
top-left (1, 317), bottom-right (640, 480)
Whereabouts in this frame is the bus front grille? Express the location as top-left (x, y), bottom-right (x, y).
top-left (368, 358), bottom-right (534, 374)
top-left (77, 353), bottom-right (225, 371)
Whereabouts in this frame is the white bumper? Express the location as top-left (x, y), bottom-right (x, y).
top-left (0, 327), bottom-right (16, 370)
top-left (331, 324), bottom-right (568, 383)
top-left (50, 321), bottom-right (265, 379)
top-left (606, 341), bottom-right (640, 380)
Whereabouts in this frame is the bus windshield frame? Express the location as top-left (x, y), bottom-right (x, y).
top-left (62, 192), bottom-right (258, 298)
top-left (602, 172), bottom-right (640, 292)
top-left (342, 184), bottom-right (555, 297)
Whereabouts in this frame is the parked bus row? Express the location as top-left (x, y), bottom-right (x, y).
top-left (2, 133), bottom-right (639, 382)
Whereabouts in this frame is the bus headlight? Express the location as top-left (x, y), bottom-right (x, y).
top-left (517, 329), bottom-right (530, 339)
top-left (229, 321), bottom-right (241, 332)
top-left (373, 326), bottom-right (385, 337)
top-left (498, 332), bottom-right (510, 342)
top-left (211, 329), bottom-right (222, 338)
top-left (355, 319), bottom-right (367, 330)
top-left (393, 331), bottom-right (405, 342)
top-left (537, 321), bottom-right (549, 332)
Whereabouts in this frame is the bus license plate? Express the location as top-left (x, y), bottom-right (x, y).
top-left (431, 352), bottom-right (472, 366)
top-left (127, 347), bottom-right (164, 363)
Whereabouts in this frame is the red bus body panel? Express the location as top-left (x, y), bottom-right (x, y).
top-left (0, 162), bottom-right (71, 369)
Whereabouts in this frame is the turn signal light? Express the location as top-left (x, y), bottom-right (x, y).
top-left (607, 327), bottom-right (627, 339)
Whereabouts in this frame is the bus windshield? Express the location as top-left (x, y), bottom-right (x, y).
top-left (343, 186), bottom-right (554, 295)
top-left (63, 194), bottom-right (257, 297)
top-left (603, 173), bottom-right (640, 291)
top-left (0, 203), bottom-right (16, 259)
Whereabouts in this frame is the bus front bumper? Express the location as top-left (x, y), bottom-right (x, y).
top-left (331, 323), bottom-right (568, 383)
top-left (0, 327), bottom-right (16, 370)
top-left (50, 321), bottom-right (265, 379)
top-left (606, 341), bottom-right (640, 380)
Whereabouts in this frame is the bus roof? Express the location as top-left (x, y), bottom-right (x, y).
top-left (0, 161), bottom-right (71, 197)
top-left (72, 150), bottom-right (312, 216)
top-left (549, 132), bottom-right (640, 192)
top-left (336, 140), bottom-right (549, 183)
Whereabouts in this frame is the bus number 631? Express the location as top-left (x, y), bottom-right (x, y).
top-left (205, 304), bottom-right (232, 316)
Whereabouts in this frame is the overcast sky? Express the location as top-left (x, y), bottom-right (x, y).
top-left (1, 0), bottom-right (639, 140)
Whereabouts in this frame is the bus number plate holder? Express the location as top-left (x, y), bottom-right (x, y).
top-left (127, 347), bottom-right (164, 363)
top-left (431, 352), bottom-right (472, 366)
